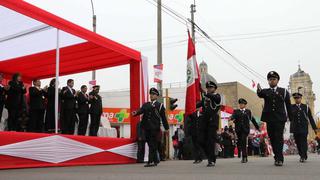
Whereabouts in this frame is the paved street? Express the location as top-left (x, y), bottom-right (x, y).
top-left (0, 154), bottom-right (319, 180)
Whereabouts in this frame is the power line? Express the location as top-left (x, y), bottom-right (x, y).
top-left (213, 25), bottom-right (320, 38)
top-left (214, 28), bottom-right (320, 41)
top-left (196, 33), bottom-right (254, 81)
top-left (123, 25), bottom-right (320, 45)
top-left (192, 22), bottom-right (266, 82)
top-left (145, 0), bottom-right (266, 82)
top-left (145, 0), bottom-right (187, 25)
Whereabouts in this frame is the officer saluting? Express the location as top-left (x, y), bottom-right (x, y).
top-left (257, 71), bottom-right (292, 166)
top-left (132, 88), bottom-right (169, 167)
top-left (200, 81), bottom-right (221, 167)
top-left (230, 98), bottom-right (260, 163)
top-left (290, 92), bottom-right (319, 163)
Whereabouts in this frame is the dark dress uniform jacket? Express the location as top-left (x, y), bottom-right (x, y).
top-left (5, 81), bottom-right (26, 109)
top-left (77, 92), bottom-right (89, 114)
top-left (202, 92), bottom-right (221, 128)
top-left (257, 87), bottom-right (292, 123)
top-left (29, 87), bottom-right (46, 110)
top-left (61, 87), bottom-right (76, 109)
top-left (188, 111), bottom-right (206, 144)
top-left (136, 101), bottom-right (169, 131)
top-left (89, 92), bottom-right (103, 115)
top-left (231, 109), bottom-right (260, 135)
top-left (290, 103), bottom-right (317, 134)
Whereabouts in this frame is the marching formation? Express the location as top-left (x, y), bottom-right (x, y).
top-left (133, 71), bottom-right (319, 168)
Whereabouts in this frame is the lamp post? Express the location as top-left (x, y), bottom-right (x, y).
top-left (90, 0), bottom-right (97, 81)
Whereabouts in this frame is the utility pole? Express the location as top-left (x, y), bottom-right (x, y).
top-left (190, 1), bottom-right (196, 43)
top-left (157, 0), bottom-right (163, 96)
top-left (91, 0), bottom-right (97, 81)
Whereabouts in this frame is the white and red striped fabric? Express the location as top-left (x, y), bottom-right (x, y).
top-left (185, 31), bottom-right (201, 115)
top-left (0, 132), bottom-right (138, 169)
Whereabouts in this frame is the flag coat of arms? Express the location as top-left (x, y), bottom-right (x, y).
top-left (185, 31), bottom-right (201, 115)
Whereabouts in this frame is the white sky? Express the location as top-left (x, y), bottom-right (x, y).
top-left (24, 0), bottom-right (320, 113)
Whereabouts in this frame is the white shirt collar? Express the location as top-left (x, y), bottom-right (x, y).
top-left (270, 86), bottom-right (278, 91)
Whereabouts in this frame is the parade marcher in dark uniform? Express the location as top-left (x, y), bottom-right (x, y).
top-left (28, 79), bottom-right (47, 132)
top-left (228, 125), bottom-right (236, 158)
top-left (221, 126), bottom-right (232, 158)
top-left (230, 98), bottom-right (260, 163)
top-left (44, 79), bottom-right (59, 133)
top-left (61, 79), bottom-right (77, 135)
top-left (0, 74), bottom-right (6, 123)
top-left (187, 101), bottom-right (206, 164)
top-left (132, 88), bottom-right (169, 167)
top-left (89, 85), bottom-right (103, 136)
top-left (200, 81), bottom-right (221, 167)
top-left (290, 92), bottom-right (319, 162)
top-left (136, 121), bottom-right (146, 163)
top-left (76, 85), bottom-right (89, 135)
top-left (5, 73), bottom-right (27, 131)
top-left (257, 71), bottom-right (292, 166)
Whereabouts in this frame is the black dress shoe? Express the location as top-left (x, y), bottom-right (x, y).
top-left (144, 163), bottom-right (156, 167)
top-left (278, 161), bottom-right (283, 166)
top-left (207, 162), bottom-right (215, 167)
top-left (275, 161), bottom-right (283, 166)
top-left (241, 157), bottom-right (248, 163)
top-left (275, 161), bottom-right (281, 166)
top-left (193, 160), bottom-right (202, 164)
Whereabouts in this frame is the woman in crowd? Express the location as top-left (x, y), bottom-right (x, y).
top-left (5, 73), bottom-right (27, 131)
top-left (44, 78), bottom-right (58, 133)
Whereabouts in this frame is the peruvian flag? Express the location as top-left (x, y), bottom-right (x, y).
top-left (252, 80), bottom-right (256, 88)
top-left (185, 30), bottom-right (201, 115)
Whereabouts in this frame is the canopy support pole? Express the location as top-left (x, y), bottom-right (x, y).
top-left (55, 29), bottom-right (60, 134)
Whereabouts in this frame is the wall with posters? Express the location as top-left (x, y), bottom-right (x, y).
top-left (103, 108), bottom-right (185, 125)
top-left (102, 107), bottom-right (184, 138)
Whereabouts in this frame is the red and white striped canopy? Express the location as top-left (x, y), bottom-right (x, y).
top-left (0, 0), bottom-right (141, 81)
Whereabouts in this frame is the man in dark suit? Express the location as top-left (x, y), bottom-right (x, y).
top-left (187, 101), bottom-right (206, 164)
top-left (28, 79), bottom-right (47, 132)
top-left (61, 79), bottom-right (77, 135)
top-left (132, 88), bottom-right (169, 167)
top-left (0, 73), bottom-right (6, 123)
top-left (257, 71), bottom-right (292, 166)
top-left (290, 92), bottom-right (319, 162)
top-left (230, 98), bottom-right (260, 163)
top-left (76, 85), bottom-right (89, 136)
top-left (200, 81), bottom-right (221, 167)
top-left (89, 85), bottom-right (103, 136)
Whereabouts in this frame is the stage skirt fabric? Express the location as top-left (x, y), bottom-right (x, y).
top-left (0, 132), bottom-right (137, 169)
